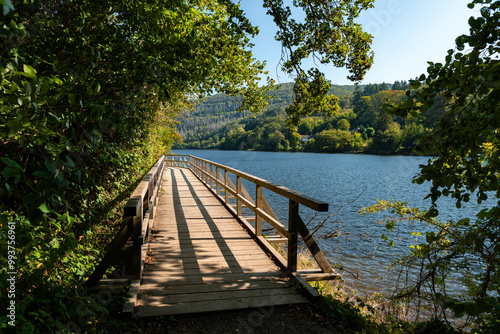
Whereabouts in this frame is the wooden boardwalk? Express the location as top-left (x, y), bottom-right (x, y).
top-left (134, 167), bottom-right (308, 317)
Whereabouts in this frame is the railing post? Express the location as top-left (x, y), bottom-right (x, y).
top-left (203, 161), bottom-right (207, 182)
top-left (132, 201), bottom-right (143, 278)
top-left (256, 185), bottom-right (263, 236)
top-left (211, 165), bottom-right (216, 191)
top-left (288, 200), bottom-right (299, 273)
top-left (208, 164), bottom-right (213, 189)
top-left (224, 170), bottom-right (229, 204)
top-left (216, 166), bottom-right (220, 196)
top-left (236, 176), bottom-right (242, 216)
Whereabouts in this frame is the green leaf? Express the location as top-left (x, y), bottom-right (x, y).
top-left (65, 155), bottom-right (75, 168)
top-left (38, 203), bottom-right (50, 213)
top-left (66, 214), bottom-right (75, 231)
top-left (1, 157), bottom-right (20, 169)
top-left (45, 159), bottom-right (55, 173)
top-left (2, 0), bottom-right (14, 15)
top-left (1, 167), bottom-right (18, 178)
top-left (66, 233), bottom-right (77, 250)
top-left (22, 64), bottom-right (37, 79)
top-left (33, 171), bottom-right (51, 178)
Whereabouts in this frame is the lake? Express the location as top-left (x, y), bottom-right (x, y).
top-left (172, 149), bottom-right (488, 296)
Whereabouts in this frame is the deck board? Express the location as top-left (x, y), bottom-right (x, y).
top-left (133, 167), bottom-right (308, 317)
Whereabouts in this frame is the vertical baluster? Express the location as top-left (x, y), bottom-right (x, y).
top-left (224, 170), bottom-right (229, 204)
top-left (236, 176), bottom-right (242, 217)
top-left (132, 200), bottom-right (143, 278)
top-left (203, 161), bottom-right (206, 182)
top-left (208, 164), bottom-right (212, 189)
top-left (216, 167), bottom-right (220, 195)
top-left (288, 200), bottom-right (299, 273)
top-left (256, 185), bottom-right (263, 236)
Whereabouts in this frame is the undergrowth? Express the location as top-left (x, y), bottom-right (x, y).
top-left (273, 243), bottom-right (461, 334)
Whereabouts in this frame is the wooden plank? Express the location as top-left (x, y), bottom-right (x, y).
top-left (255, 208), bottom-right (290, 238)
top-left (147, 241), bottom-right (261, 250)
top-left (142, 263), bottom-right (279, 276)
top-left (141, 271), bottom-right (288, 285)
top-left (266, 236), bottom-right (289, 244)
top-left (147, 253), bottom-right (271, 263)
top-left (140, 273), bottom-right (289, 287)
top-left (146, 258), bottom-right (275, 268)
top-left (288, 200), bottom-right (299, 272)
top-left (139, 279), bottom-right (292, 295)
top-left (256, 236), bottom-right (287, 269)
top-left (136, 293), bottom-right (307, 317)
top-left (169, 231), bottom-right (251, 239)
top-left (295, 270), bottom-right (342, 282)
top-left (151, 225), bottom-right (249, 233)
top-left (140, 287), bottom-right (302, 304)
top-left (146, 261), bottom-right (272, 272)
top-left (147, 248), bottom-right (273, 258)
top-left (290, 275), bottom-right (320, 299)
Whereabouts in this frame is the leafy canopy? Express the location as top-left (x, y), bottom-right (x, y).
top-left (379, 0), bottom-right (500, 330)
top-left (263, 0), bottom-right (375, 125)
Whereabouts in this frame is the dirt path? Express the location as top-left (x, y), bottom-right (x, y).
top-left (136, 303), bottom-right (342, 334)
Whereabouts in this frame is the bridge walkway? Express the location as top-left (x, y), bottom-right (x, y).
top-left (134, 167), bottom-right (308, 317)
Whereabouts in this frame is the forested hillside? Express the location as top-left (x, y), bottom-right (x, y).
top-left (177, 83), bottom-right (357, 139)
top-left (175, 80), bottom-right (445, 155)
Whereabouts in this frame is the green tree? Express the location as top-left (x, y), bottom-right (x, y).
top-left (263, 0), bottom-right (375, 125)
top-left (368, 121), bottom-right (402, 154)
top-left (297, 117), bottom-right (316, 135)
top-left (312, 129), bottom-right (363, 153)
top-left (376, 0), bottom-right (500, 330)
top-left (401, 122), bottom-right (426, 151)
top-left (353, 95), bottom-right (375, 127)
top-left (289, 132), bottom-right (302, 150)
top-left (0, 1), bottom-right (270, 331)
top-left (336, 118), bottom-right (350, 131)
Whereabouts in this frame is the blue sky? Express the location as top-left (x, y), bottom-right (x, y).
top-left (239, 0), bottom-right (478, 85)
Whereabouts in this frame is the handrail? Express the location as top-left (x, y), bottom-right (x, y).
top-left (86, 155), bottom-right (166, 286)
top-left (181, 155), bottom-right (328, 211)
top-left (165, 154), bottom-right (339, 282)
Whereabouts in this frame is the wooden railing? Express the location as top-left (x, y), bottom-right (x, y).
top-left (165, 154), bottom-right (340, 282)
top-left (86, 156), bottom-right (166, 287)
top-left (87, 153), bottom-right (339, 289)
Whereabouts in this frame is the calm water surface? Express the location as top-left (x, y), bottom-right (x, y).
top-left (172, 149), bottom-right (488, 296)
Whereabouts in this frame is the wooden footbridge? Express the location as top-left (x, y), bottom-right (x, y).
top-left (86, 155), bottom-right (340, 317)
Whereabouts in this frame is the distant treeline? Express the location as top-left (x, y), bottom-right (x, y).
top-left (174, 81), bottom-right (446, 155)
